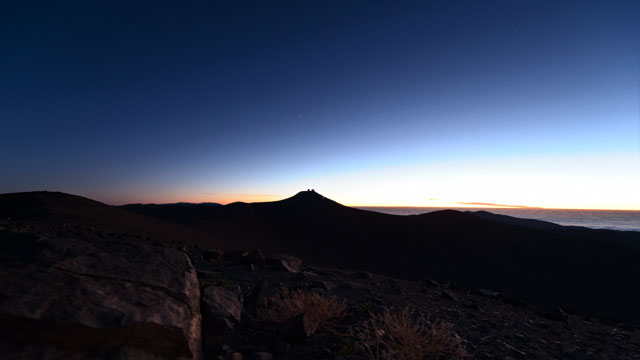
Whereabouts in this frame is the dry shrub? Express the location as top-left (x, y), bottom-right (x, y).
top-left (364, 306), bottom-right (467, 360)
top-left (259, 289), bottom-right (347, 328)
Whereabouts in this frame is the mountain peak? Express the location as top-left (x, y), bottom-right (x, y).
top-left (277, 190), bottom-right (344, 209)
top-left (291, 189), bottom-right (325, 200)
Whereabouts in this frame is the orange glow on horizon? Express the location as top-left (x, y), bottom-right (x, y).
top-left (137, 194), bottom-right (639, 211)
top-left (101, 190), bottom-right (639, 211)
top-left (345, 204), bottom-right (640, 211)
top-left (100, 152), bottom-right (639, 211)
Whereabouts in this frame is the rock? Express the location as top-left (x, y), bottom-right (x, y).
top-left (245, 280), bottom-right (277, 308)
top-left (0, 233), bottom-right (202, 359)
top-left (354, 271), bottom-right (373, 280)
top-left (564, 348), bottom-right (589, 360)
top-left (201, 286), bottom-right (243, 354)
top-left (269, 253), bottom-right (302, 273)
top-left (501, 294), bottom-right (526, 307)
top-left (539, 306), bottom-right (568, 322)
top-left (231, 352), bottom-right (243, 360)
top-left (203, 249), bottom-right (223, 261)
top-left (441, 282), bottom-right (456, 290)
top-left (299, 271), bottom-right (320, 280)
top-left (278, 313), bottom-right (318, 343)
top-left (440, 290), bottom-right (458, 301)
top-left (309, 280), bottom-right (332, 291)
top-left (421, 278), bottom-right (440, 287)
top-left (463, 301), bottom-right (479, 310)
top-left (99, 346), bottom-right (175, 359)
top-left (241, 249), bottom-right (265, 266)
top-left (237, 343), bottom-right (257, 354)
top-left (225, 250), bottom-right (248, 263)
top-left (190, 253), bottom-right (204, 263)
top-left (504, 341), bottom-right (527, 358)
top-left (273, 339), bottom-right (290, 355)
top-left (251, 352), bottom-right (273, 360)
top-left (513, 332), bottom-right (530, 344)
top-left (338, 282), bottom-right (354, 290)
top-left (473, 288), bottom-right (495, 297)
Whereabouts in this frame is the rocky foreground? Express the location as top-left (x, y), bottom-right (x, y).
top-left (1, 218), bottom-right (639, 359)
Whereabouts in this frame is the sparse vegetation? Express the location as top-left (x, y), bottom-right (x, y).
top-left (334, 332), bottom-right (356, 359)
top-left (213, 274), bottom-right (233, 286)
top-left (259, 289), bottom-right (347, 328)
top-left (359, 299), bottom-right (375, 314)
top-left (363, 306), bottom-right (467, 360)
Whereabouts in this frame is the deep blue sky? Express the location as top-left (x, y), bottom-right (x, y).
top-left (2, 1), bottom-right (639, 208)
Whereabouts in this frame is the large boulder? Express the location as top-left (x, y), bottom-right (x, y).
top-left (201, 285), bottom-right (243, 356)
top-left (278, 313), bottom-right (318, 343)
top-left (268, 253), bottom-right (302, 273)
top-left (0, 230), bottom-right (202, 359)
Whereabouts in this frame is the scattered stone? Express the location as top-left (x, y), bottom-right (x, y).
top-left (539, 307), bottom-right (568, 322)
top-left (241, 249), bottom-right (265, 266)
top-left (338, 282), bottom-right (354, 290)
top-left (504, 341), bottom-right (528, 358)
top-left (442, 282), bottom-right (456, 290)
top-left (564, 348), bottom-right (589, 360)
top-left (514, 332), bottom-right (530, 343)
top-left (225, 250), bottom-right (248, 263)
top-left (441, 290), bottom-right (458, 301)
top-left (421, 278), bottom-right (440, 287)
top-left (191, 253), bottom-right (205, 263)
top-left (246, 280), bottom-right (277, 308)
top-left (299, 271), bottom-right (320, 280)
top-left (463, 301), bottom-right (480, 310)
top-left (501, 294), bottom-right (526, 307)
top-left (278, 313), bottom-right (319, 343)
top-left (203, 249), bottom-right (223, 261)
top-left (273, 339), bottom-right (291, 355)
top-left (354, 271), bottom-right (373, 280)
top-left (309, 280), bottom-right (332, 291)
top-left (269, 253), bottom-right (302, 273)
top-left (251, 352), bottom-right (273, 360)
top-left (201, 286), bottom-right (244, 354)
top-left (532, 320), bottom-right (550, 329)
top-left (474, 288), bottom-right (495, 297)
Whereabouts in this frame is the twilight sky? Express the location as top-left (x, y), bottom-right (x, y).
top-left (1, 1), bottom-right (639, 209)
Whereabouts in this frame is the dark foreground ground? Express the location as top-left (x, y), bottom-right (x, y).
top-left (1, 214), bottom-right (639, 359)
top-left (190, 248), bottom-right (640, 360)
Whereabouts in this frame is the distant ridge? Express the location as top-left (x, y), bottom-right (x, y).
top-left (0, 191), bottom-right (223, 248)
top-left (466, 210), bottom-right (563, 231)
top-left (122, 189), bottom-right (640, 324)
top-left (3, 190), bottom-right (639, 323)
top-left (126, 201), bottom-right (222, 207)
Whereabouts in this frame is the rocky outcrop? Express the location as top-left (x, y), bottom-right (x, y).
top-left (268, 253), bottom-right (302, 273)
top-left (0, 230), bottom-right (202, 359)
top-left (2, 213), bottom-right (639, 359)
top-left (278, 314), bottom-right (318, 343)
top-left (201, 285), bottom-right (243, 355)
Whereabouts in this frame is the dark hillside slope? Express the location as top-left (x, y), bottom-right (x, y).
top-left (124, 190), bottom-right (640, 324)
top-left (0, 191), bottom-right (224, 248)
top-left (466, 210), bottom-right (564, 230)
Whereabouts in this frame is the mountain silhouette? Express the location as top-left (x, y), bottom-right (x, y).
top-left (466, 210), bottom-right (564, 231)
top-left (5, 191), bottom-right (639, 358)
top-left (2, 190), bottom-right (639, 323)
top-left (0, 191), bottom-right (223, 248)
top-left (122, 190), bottom-right (640, 323)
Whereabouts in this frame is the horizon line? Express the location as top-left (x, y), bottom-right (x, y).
top-left (4, 189), bottom-right (639, 211)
